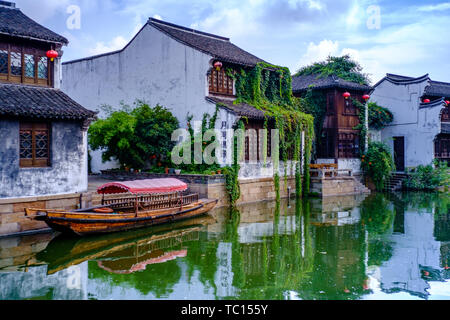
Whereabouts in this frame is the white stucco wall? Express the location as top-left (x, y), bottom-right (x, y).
top-left (370, 78), bottom-right (444, 169)
top-left (62, 23), bottom-right (224, 173)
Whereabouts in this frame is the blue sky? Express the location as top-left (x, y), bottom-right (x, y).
top-left (14, 0), bottom-right (450, 84)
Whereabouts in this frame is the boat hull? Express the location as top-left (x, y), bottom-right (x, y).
top-left (26, 199), bottom-right (218, 236)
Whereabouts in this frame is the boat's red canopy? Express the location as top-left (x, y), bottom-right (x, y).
top-left (97, 178), bottom-right (188, 195)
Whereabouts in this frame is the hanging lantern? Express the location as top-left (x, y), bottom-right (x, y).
top-left (445, 100), bottom-right (450, 105)
top-left (343, 92), bottom-right (351, 100)
top-left (363, 94), bottom-right (370, 101)
top-left (46, 50), bottom-right (58, 62)
top-left (214, 61), bottom-right (223, 71)
top-left (423, 98), bottom-right (430, 103)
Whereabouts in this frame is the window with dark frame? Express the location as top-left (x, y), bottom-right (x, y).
top-left (209, 68), bottom-right (234, 96)
top-left (19, 122), bottom-right (51, 168)
top-left (338, 132), bottom-right (359, 158)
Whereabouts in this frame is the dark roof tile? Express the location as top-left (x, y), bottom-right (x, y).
top-left (0, 5), bottom-right (68, 44)
top-left (206, 96), bottom-right (265, 120)
top-left (0, 83), bottom-right (97, 120)
top-left (149, 18), bottom-right (265, 67)
top-left (292, 74), bottom-right (371, 93)
top-left (425, 81), bottom-right (450, 98)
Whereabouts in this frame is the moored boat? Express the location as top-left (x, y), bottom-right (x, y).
top-left (25, 178), bottom-right (218, 236)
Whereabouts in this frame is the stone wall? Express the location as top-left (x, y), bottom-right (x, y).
top-left (311, 177), bottom-right (358, 197)
top-left (0, 193), bottom-right (83, 237)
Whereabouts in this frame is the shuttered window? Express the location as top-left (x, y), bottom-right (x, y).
top-left (209, 68), bottom-right (234, 96)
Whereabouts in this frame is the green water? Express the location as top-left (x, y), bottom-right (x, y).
top-left (1, 192), bottom-right (449, 300)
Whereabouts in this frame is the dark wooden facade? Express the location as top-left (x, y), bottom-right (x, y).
top-left (295, 88), bottom-right (366, 161)
top-left (0, 36), bottom-right (57, 87)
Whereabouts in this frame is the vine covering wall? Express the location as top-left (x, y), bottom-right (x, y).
top-left (223, 62), bottom-right (315, 206)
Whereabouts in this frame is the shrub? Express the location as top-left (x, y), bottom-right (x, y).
top-left (404, 161), bottom-right (449, 191)
top-left (361, 142), bottom-right (395, 191)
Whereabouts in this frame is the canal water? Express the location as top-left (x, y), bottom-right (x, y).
top-left (0, 192), bottom-right (449, 300)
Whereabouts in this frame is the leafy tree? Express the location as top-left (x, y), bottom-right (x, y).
top-left (88, 101), bottom-right (179, 170)
top-left (295, 55), bottom-right (370, 86)
top-left (133, 103), bottom-right (179, 164)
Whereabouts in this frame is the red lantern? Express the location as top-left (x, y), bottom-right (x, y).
top-left (423, 99), bottom-right (430, 103)
top-left (445, 100), bottom-right (450, 105)
top-left (214, 61), bottom-right (222, 71)
top-left (343, 92), bottom-right (351, 100)
top-left (46, 50), bottom-right (58, 62)
top-left (363, 94), bottom-right (370, 101)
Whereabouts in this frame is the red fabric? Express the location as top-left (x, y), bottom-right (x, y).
top-left (97, 178), bottom-right (188, 194)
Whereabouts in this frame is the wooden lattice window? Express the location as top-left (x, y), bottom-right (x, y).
top-left (0, 43), bottom-right (51, 86)
top-left (20, 122), bottom-right (51, 168)
top-left (10, 51), bottom-right (21, 76)
top-left (209, 68), bottom-right (234, 96)
top-left (338, 132), bottom-right (359, 158)
top-left (0, 49), bottom-right (7, 74)
top-left (24, 54), bottom-right (35, 78)
top-left (435, 135), bottom-right (450, 159)
top-left (37, 56), bottom-right (48, 79)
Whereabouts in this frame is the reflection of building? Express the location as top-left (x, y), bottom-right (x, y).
top-left (0, 262), bottom-right (88, 300)
top-left (375, 205), bottom-right (445, 299)
top-left (310, 194), bottom-right (367, 226)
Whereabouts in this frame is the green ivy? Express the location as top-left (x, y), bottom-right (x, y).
top-left (352, 98), bottom-right (368, 156)
top-left (229, 62), bottom-right (315, 200)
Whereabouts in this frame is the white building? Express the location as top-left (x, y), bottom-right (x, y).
top-left (370, 73), bottom-right (450, 171)
top-left (62, 18), bottom-right (293, 177)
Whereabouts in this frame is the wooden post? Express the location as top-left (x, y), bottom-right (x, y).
top-left (135, 195), bottom-right (138, 217)
top-left (180, 192), bottom-right (183, 212)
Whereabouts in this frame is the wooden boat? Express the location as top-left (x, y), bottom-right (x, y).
top-left (25, 178), bottom-right (218, 236)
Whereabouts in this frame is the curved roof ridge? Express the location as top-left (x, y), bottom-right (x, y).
top-left (419, 97), bottom-right (446, 109)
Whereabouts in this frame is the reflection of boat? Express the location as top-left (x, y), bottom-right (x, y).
top-left (25, 179), bottom-right (218, 236)
top-left (36, 215), bottom-right (215, 275)
top-left (97, 250), bottom-right (188, 274)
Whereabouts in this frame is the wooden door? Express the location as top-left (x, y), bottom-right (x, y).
top-left (393, 137), bottom-right (405, 172)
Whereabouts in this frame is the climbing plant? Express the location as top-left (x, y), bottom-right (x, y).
top-left (227, 62), bottom-right (315, 201)
top-left (368, 102), bottom-right (393, 130)
top-left (352, 98), bottom-right (368, 156)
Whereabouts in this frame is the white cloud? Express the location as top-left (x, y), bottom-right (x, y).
top-left (417, 2), bottom-right (450, 12)
top-left (297, 40), bottom-right (340, 67)
top-left (89, 36), bottom-right (128, 56)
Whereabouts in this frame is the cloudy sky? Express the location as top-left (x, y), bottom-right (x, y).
top-left (14, 0), bottom-right (450, 84)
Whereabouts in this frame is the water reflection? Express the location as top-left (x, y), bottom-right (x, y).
top-left (0, 192), bottom-right (449, 300)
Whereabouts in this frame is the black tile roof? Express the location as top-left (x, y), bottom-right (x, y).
top-left (0, 83), bottom-right (97, 120)
top-left (292, 74), bottom-right (371, 93)
top-left (206, 96), bottom-right (266, 120)
top-left (0, 5), bottom-right (68, 44)
top-left (148, 18), bottom-right (265, 67)
top-left (425, 81), bottom-right (450, 98)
